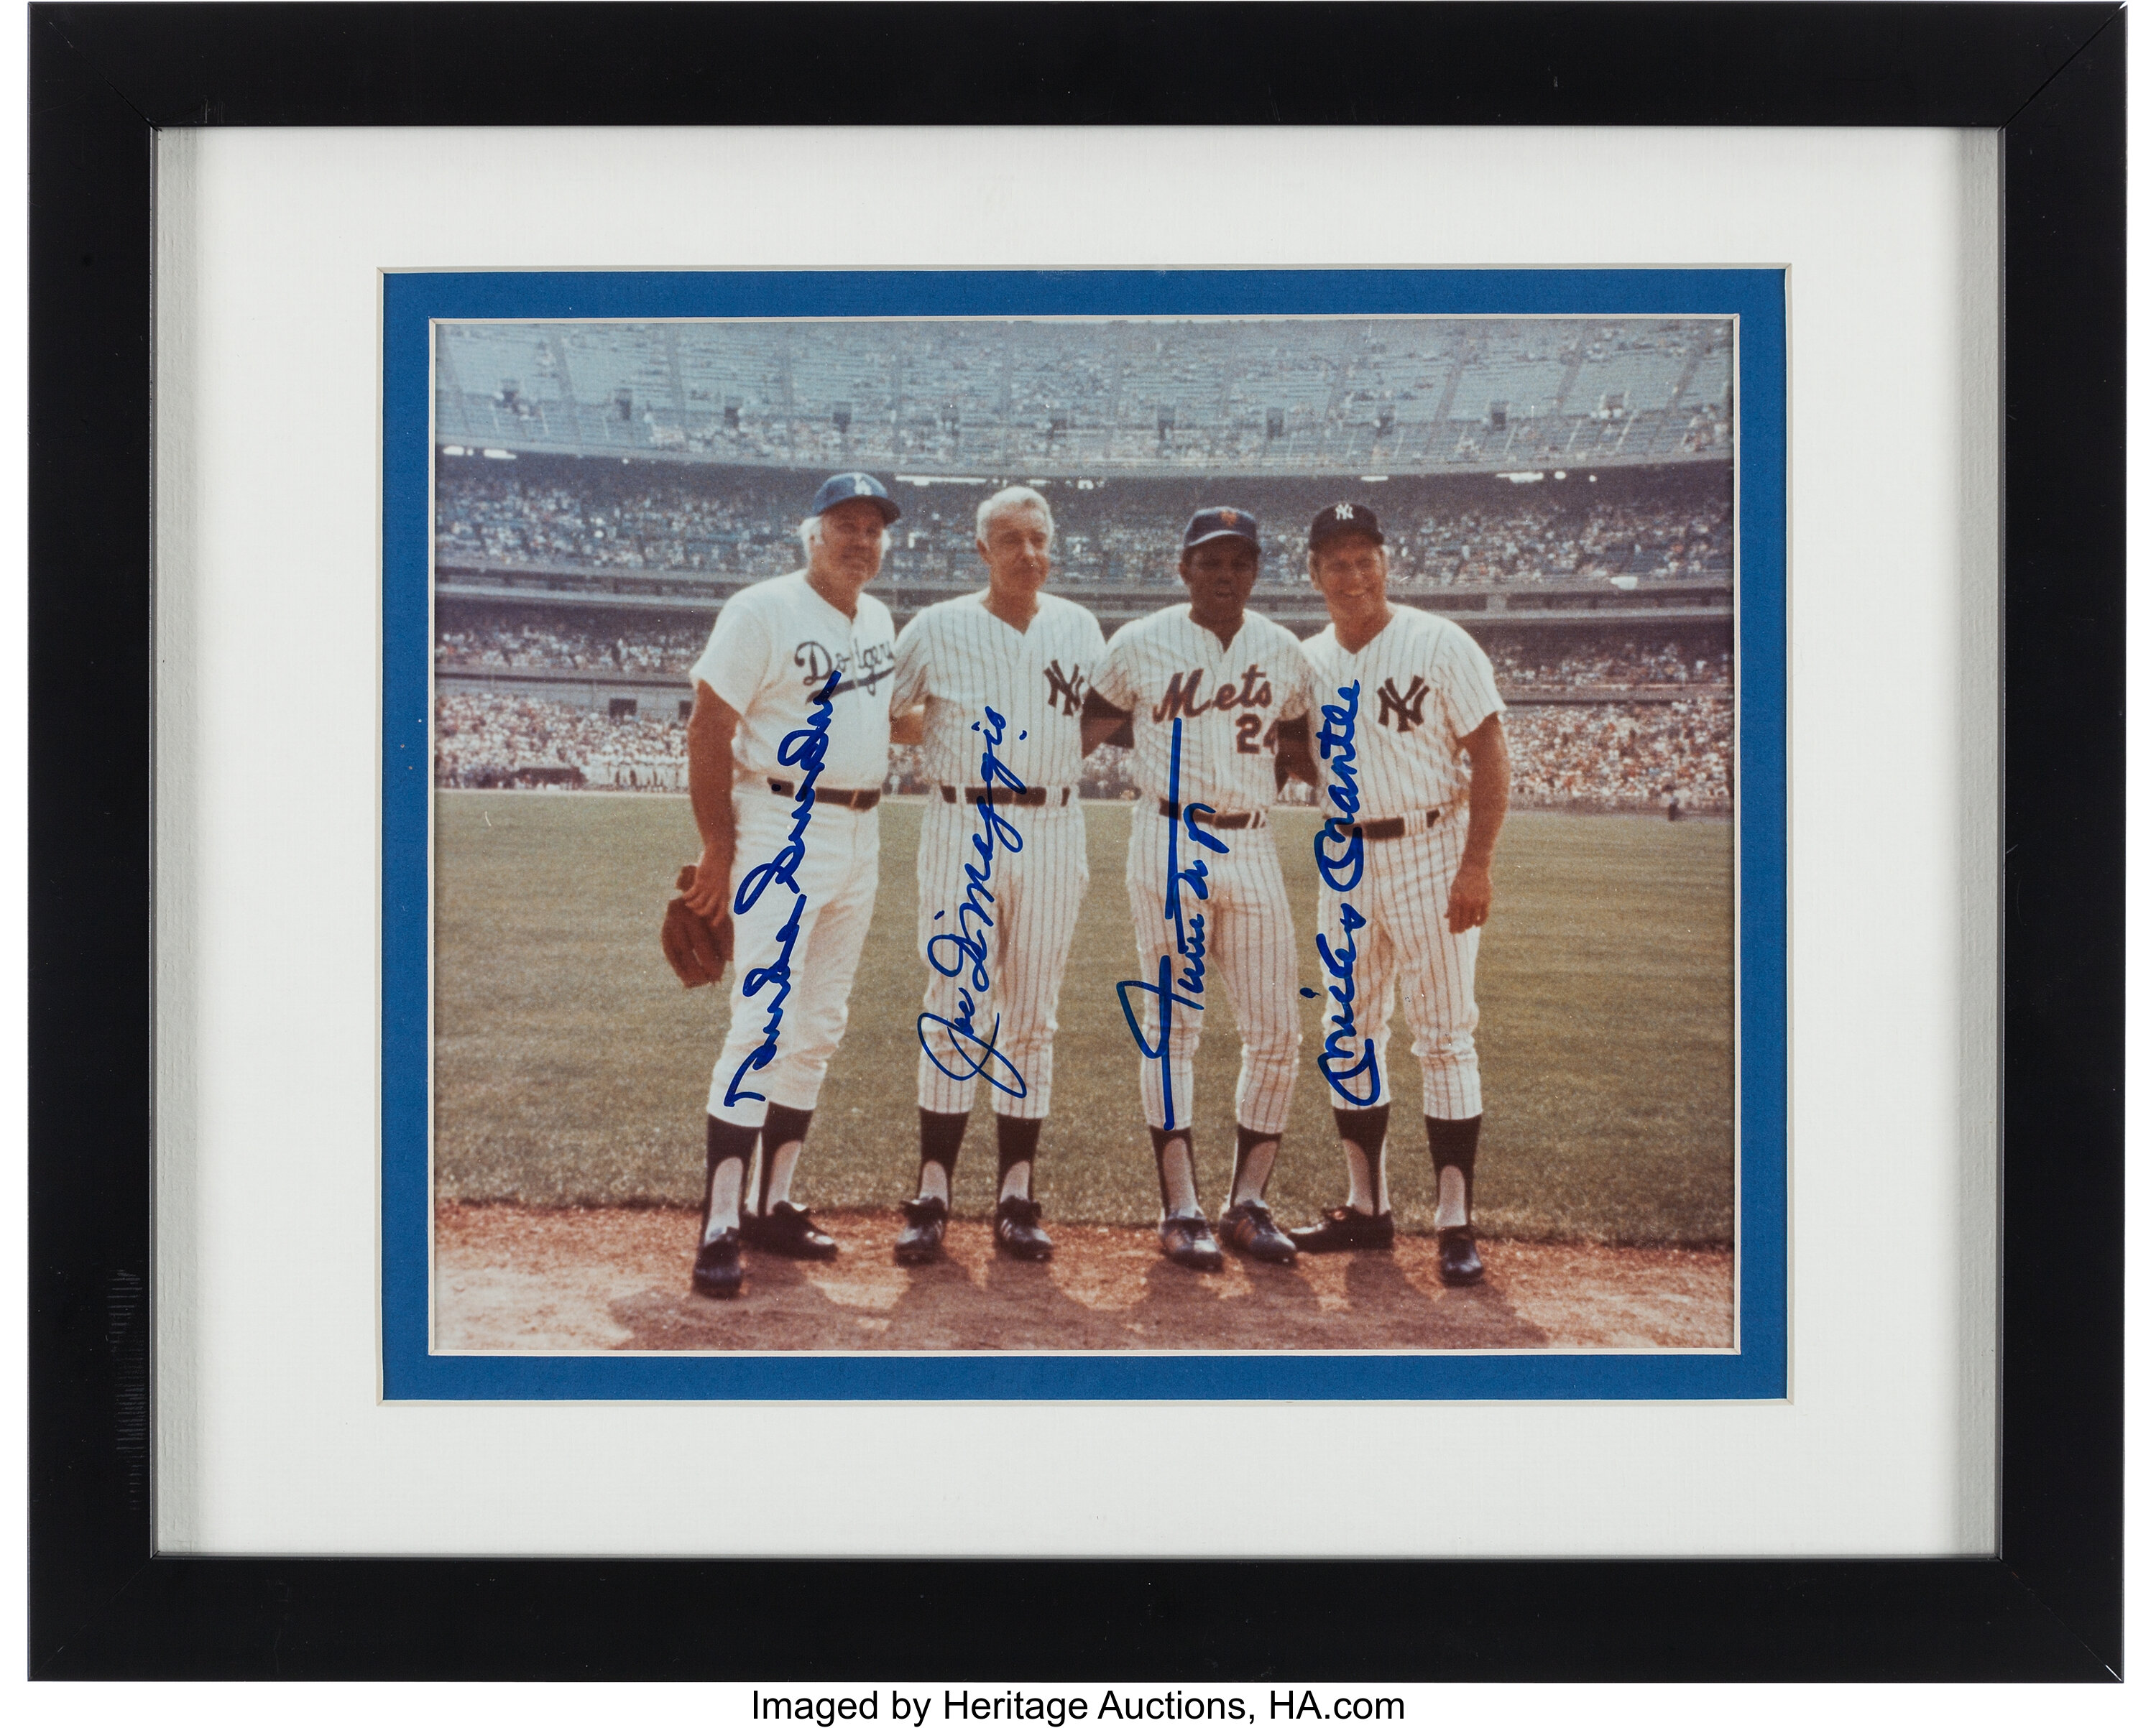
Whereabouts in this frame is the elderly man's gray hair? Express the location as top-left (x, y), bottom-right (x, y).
top-left (798, 513), bottom-right (893, 559)
top-left (975, 485), bottom-right (1056, 547)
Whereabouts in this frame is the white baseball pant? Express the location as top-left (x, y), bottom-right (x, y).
top-left (1123, 807), bottom-right (1302, 1137)
top-left (706, 786), bottom-right (880, 1127)
top-left (1314, 808), bottom-right (1482, 1120)
top-left (915, 793), bottom-right (1089, 1120)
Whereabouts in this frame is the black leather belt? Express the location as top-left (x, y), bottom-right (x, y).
top-left (941, 785), bottom-right (1072, 808)
top-left (768, 780), bottom-right (881, 810)
top-left (1339, 808), bottom-right (1446, 841)
top-left (1158, 800), bottom-right (1263, 831)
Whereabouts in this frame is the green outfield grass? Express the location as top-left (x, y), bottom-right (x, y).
top-left (433, 794), bottom-right (1735, 1246)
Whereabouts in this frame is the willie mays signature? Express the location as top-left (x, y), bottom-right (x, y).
top-left (722, 668), bottom-right (842, 1108)
top-left (917, 705), bottom-right (1029, 1098)
top-left (1305, 680), bottom-right (1380, 1106)
top-left (1115, 718), bottom-right (1227, 1131)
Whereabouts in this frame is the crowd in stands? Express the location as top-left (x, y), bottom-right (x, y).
top-left (437, 462), bottom-right (1733, 591)
top-left (440, 317), bottom-right (1731, 471)
top-left (433, 692), bottom-right (1732, 810)
top-left (1483, 640), bottom-right (1731, 690)
top-left (436, 608), bottom-right (1731, 698)
top-left (1502, 701), bottom-right (1733, 807)
top-left (437, 469), bottom-right (803, 573)
top-left (434, 692), bottom-right (688, 790)
top-left (436, 614), bottom-right (709, 673)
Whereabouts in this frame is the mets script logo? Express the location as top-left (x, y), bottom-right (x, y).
top-left (1043, 660), bottom-right (1086, 718)
top-left (1151, 665), bottom-right (1274, 724)
top-left (1376, 675), bottom-right (1430, 733)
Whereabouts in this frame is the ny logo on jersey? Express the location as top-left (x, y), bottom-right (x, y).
top-left (1376, 675), bottom-right (1431, 733)
top-left (1043, 659), bottom-right (1086, 718)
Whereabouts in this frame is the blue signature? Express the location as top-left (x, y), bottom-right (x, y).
top-left (1305, 681), bottom-right (1380, 1106)
top-left (722, 669), bottom-right (842, 1106)
top-left (1116, 718), bottom-right (1227, 1130)
top-left (918, 706), bottom-right (1030, 1098)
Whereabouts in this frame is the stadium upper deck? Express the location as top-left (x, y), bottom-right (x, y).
top-left (436, 318), bottom-right (1733, 479)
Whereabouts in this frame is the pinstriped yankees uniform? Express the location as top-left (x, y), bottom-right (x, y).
top-left (1090, 604), bottom-right (1317, 1136)
top-left (1302, 604), bottom-right (1506, 1120)
top-left (890, 591), bottom-right (1107, 1120)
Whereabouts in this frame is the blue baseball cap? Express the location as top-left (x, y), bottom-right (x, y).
top-left (1182, 506), bottom-right (1260, 549)
top-left (1309, 501), bottom-right (1385, 550)
top-left (811, 471), bottom-right (902, 525)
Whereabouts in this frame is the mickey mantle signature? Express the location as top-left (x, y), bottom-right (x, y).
top-left (1304, 680), bottom-right (1380, 1106)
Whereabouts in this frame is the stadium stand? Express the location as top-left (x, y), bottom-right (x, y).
top-left (433, 688), bottom-right (1733, 813)
top-left (433, 318), bottom-right (1739, 813)
top-left (436, 606), bottom-right (1729, 700)
top-left (436, 458), bottom-right (1732, 591)
top-left (436, 316), bottom-right (1733, 478)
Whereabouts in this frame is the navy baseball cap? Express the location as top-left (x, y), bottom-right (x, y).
top-left (1182, 506), bottom-right (1261, 549)
top-left (811, 471), bottom-right (902, 525)
top-left (1309, 502), bottom-right (1385, 550)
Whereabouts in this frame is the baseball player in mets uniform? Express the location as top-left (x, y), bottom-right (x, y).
top-left (1082, 507), bottom-right (1319, 1271)
top-left (679, 471), bottom-right (901, 1298)
top-left (885, 486), bottom-right (1107, 1265)
top-left (1288, 502), bottom-right (1511, 1285)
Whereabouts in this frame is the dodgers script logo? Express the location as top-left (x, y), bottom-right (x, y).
top-left (793, 638), bottom-right (895, 700)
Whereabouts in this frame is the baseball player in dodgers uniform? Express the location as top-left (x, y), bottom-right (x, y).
top-left (1082, 508), bottom-right (1319, 1271)
top-left (678, 473), bottom-right (901, 1299)
top-left (1289, 502), bottom-right (1511, 1285)
top-left (885, 487), bottom-right (1107, 1265)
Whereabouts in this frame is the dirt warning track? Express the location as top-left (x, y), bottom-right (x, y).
top-left (435, 1203), bottom-right (1733, 1354)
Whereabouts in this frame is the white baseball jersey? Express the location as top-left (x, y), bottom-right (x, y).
top-left (890, 591), bottom-right (1106, 790)
top-left (1300, 605), bottom-right (1504, 821)
top-left (893, 592), bottom-right (1104, 1122)
top-left (1095, 604), bottom-right (1312, 1142)
top-left (690, 569), bottom-right (895, 790)
top-left (689, 568), bottom-right (890, 1131)
top-left (1089, 604), bottom-right (1316, 813)
top-left (1301, 602), bottom-right (1506, 1124)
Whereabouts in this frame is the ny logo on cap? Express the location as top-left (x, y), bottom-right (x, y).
top-left (852, 475), bottom-right (874, 495)
top-left (1335, 503), bottom-right (1356, 519)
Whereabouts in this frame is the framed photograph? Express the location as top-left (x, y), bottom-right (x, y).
top-left (29, 0), bottom-right (2123, 1683)
top-left (392, 273), bottom-right (1779, 1403)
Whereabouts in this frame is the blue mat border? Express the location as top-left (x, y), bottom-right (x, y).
top-left (381, 268), bottom-right (1787, 1402)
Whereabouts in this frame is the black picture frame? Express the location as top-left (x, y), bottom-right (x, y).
top-left (28, 1), bottom-right (2124, 1681)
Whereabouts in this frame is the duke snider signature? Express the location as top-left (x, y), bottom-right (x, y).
top-left (722, 668), bottom-right (841, 1108)
top-left (917, 706), bottom-right (1029, 1098)
top-left (1115, 718), bottom-right (1226, 1131)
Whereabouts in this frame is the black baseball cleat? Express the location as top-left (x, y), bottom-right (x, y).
top-left (1158, 1213), bottom-right (1225, 1272)
top-left (893, 1195), bottom-right (949, 1265)
top-left (1218, 1199), bottom-right (1297, 1264)
top-left (1286, 1206), bottom-right (1396, 1253)
top-left (691, 1229), bottom-right (744, 1299)
top-left (1437, 1226), bottom-right (1485, 1286)
top-left (743, 1200), bottom-right (839, 1260)
top-left (993, 1196), bottom-right (1055, 1261)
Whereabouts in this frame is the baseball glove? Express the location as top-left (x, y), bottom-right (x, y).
top-left (662, 864), bottom-right (732, 989)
